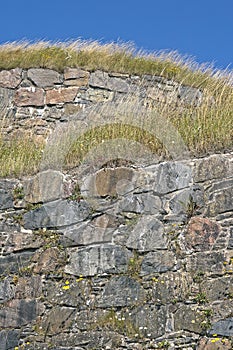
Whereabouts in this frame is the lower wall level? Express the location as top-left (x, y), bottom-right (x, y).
top-left (0, 152), bottom-right (233, 349)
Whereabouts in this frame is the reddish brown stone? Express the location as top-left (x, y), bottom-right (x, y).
top-left (0, 68), bottom-right (22, 88)
top-left (14, 87), bottom-right (44, 106)
top-left (186, 217), bottom-right (220, 251)
top-left (33, 247), bottom-right (62, 273)
top-left (45, 87), bottom-right (78, 104)
top-left (64, 68), bottom-right (89, 87)
top-left (198, 337), bottom-right (231, 350)
top-left (95, 167), bottom-right (134, 197)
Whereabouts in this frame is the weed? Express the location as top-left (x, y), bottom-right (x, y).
top-left (127, 250), bottom-right (143, 279)
top-left (194, 292), bottom-right (208, 304)
top-left (157, 340), bottom-right (170, 348)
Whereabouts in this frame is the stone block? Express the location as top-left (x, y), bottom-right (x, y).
top-left (185, 251), bottom-right (225, 275)
top-left (0, 279), bottom-right (14, 304)
top-left (0, 68), bottom-right (22, 88)
top-left (209, 317), bottom-right (233, 336)
top-left (141, 250), bottom-right (177, 275)
top-left (178, 85), bottom-right (202, 106)
top-left (23, 199), bottom-right (90, 229)
top-left (185, 217), bottom-right (220, 252)
top-left (23, 170), bottom-right (64, 204)
top-left (46, 87), bottom-right (78, 104)
top-left (0, 330), bottom-right (19, 350)
top-left (64, 67), bottom-right (89, 86)
top-left (98, 276), bottom-right (145, 307)
top-left (194, 155), bottom-right (230, 182)
top-left (28, 68), bottom-right (62, 87)
top-left (65, 244), bottom-right (132, 276)
top-left (126, 216), bottom-right (168, 251)
top-left (174, 305), bottom-right (205, 333)
top-left (0, 299), bottom-right (43, 328)
top-left (0, 189), bottom-right (14, 210)
top-left (90, 70), bottom-right (129, 93)
top-left (41, 306), bottom-right (75, 335)
top-left (14, 87), bottom-right (44, 106)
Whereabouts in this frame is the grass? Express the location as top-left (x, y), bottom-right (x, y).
top-left (0, 40), bottom-right (232, 178)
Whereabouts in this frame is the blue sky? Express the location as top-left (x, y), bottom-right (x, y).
top-left (0, 0), bottom-right (233, 69)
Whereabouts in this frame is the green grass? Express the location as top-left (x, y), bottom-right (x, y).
top-left (0, 40), bottom-right (232, 178)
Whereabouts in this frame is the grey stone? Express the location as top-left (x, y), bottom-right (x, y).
top-left (200, 276), bottom-right (233, 302)
top-left (207, 186), bottom-right (233, 216)
top-left (145, 162), bottom-right (192, 194)
top-left (90, 70), bottom-right (129, 93)
top-left (52, 331), bottom-right (122, 349)
top-left (194, 155), bottom-right (230, 182)
top-left (178, 85), bottom-right (202, 106)
top-left (23, 170), bottom-right (64, 204)
top-left (141, 250), bottom-right (177, 275)
top-left (129, 304), bottom-right (167, 338)
top-left (0, 279), bottom-right (14, 304)
top-left (0, 87), bottom-right (14, 117)
top-left (185, 252), bottom-right (225, 275)
top-left (174, 305), bottom-right (205, 333)
top-left (0, 251), bottom-right (35, 275)
top-left (28, 68), bottom-right (62, 87)
top-left (41, 306), bottom-right (75, 335)
top-left (152, 271), bottom-right (193, 304)
top-left (209, 317), bottom-right (233, 336)
top-left (65, 244), bottom-right (132, 276)
top-left (98, 276), bottom-right (145, 307)
top-left (23, 199), bottom-right (90, 229)
top-left (0, 330), bottom-right (19, 350)
top-left (62, 218), bottom-right (114, 247)
top-left (167, 185), bottom-right (204, 220)
top-left (0, 299), bottom-right (42, 328)
top-left (0, 189), bottom-right (14, 210)
top-left (126, 216), bottom-right (168, 251)
top-left (118, 193), bottom-right (162, 215)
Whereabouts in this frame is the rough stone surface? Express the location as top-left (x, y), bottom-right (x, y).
top-left (90, 70), bottom-right (129, 92)
top-left (126, 216), bottom-right (167, 251)
top-left (28, 68), bottom-right (62, 87)
top-left (14, 87), bottom-right (44, 106)
top-left (209, 318), bottom-right (233, 336)
top-left (0, 299), bottom-right (42, 328)
top-left (0, 68), bottom-right (22, 88)
top-left (65, 244), bottom-right (132, 276)
top-left (0, 66), bottom-right (233, 349)
top-left (140, 250), bottom-right (177, 275)
top-left (46, 87), bottom-right (78, 104)
top-left (23, 199), bottom-right (91, 229)
top-left (23, 170), bottom-right (64, 203)
top-left (185, 217), bottom-right (220, 251)
top-left (98, 276), bottom-right (145, 307)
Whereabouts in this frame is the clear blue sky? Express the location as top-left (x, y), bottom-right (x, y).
top-left (1, 0), bottom-right (233, 69)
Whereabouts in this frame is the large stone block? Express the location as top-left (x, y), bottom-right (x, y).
top-left (90, 70), bottom-right (129, 93)
top-left (97, 276), bottom-right (145, 307)
top-left (126, 216), bottom-right (168, 251)
top-left (0, 279), bottom-right (14, 304)
top-left (185, 217), bottom-right (220, 252)
top-left (178, 85), bottom-right (202, 106)
top-left (143, 162), bottom-right (192, 194)
top-left (0, 299), bottom-right (43, 328)
top-left (65, 244), bottom-right (132, 276)
top-left (46, 87), bottom-right (78, 104)
top-left (194, 155), bottom-right (230, 182)
top-left (40, 306), bottom-right (75, 335)
top-left (141, 250), bottom-right (177, 275)
top-left (14, 87), bottom-right (44, 106)
top-left (23, 170), bottom-right (64, 204)
top-left (28, 68), bottom-right (62, 87)
top-left (0, 330), bottom-right (19, 350)
top-left (64, 67), bottom-right (89, 86)
top-left (23, 199), bottom-right (90, 229)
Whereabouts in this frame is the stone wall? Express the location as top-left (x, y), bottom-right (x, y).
top-left (0, 67), bottom-right (202, 140)
top-left (0, 151), bottom-right (233, 350)
top-left (0, 67), bottom-right (233, 350)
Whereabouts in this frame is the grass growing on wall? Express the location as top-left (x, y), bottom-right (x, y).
top-left (0, 40), bottom-right (232, 177)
